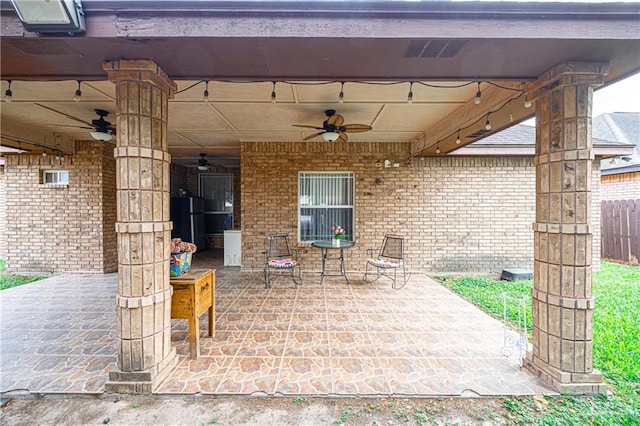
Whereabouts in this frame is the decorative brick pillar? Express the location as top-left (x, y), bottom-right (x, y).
top-left (103, 60), bottom-right (178, 394)
top-left (524, 62), bottom-right (609, 394)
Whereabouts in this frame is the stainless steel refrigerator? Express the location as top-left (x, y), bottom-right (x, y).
top-left (171, 197), bottom-right (206, 252)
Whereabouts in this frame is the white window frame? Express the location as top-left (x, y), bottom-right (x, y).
top-left (42, 170), bottom-right (69, 186)
top-left (298, 171), bottom-right (355, 243)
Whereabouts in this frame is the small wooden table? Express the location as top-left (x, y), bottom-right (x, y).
top-left (169, 268), bottom-right (215, 359)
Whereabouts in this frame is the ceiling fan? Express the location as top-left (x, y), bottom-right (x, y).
top-left (197, 153), bottom-right (210, 171)
top-left (86, 109), bottom-right (115, 141)
top-left (293, 109), bottom-right (372, 142)
top-left (50, 108), bottom-right (116, 142)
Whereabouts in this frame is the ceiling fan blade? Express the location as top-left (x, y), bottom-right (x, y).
top-left (303, 132), bottom-right (324, 141)
top-left (338, 131), bottom-right (348, 143)
top-left (47, 124), bottom-right (94, 130)
top-left (326, 113), bottom-right (344, 127)
top-left (35, 103), bottom-right (94, 127)
top-left (341, 124), bottom-right (372, 133)
top-left (293, 124), bottom-right (324, 130)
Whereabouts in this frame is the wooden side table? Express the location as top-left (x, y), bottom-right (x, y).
top-left (169, 268), bottom-right (215, 359)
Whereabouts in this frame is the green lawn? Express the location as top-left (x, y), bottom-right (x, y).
top-left (0, 259), bottom-right (46, 290)
top-left (439, 261), bottom-right (640, 426)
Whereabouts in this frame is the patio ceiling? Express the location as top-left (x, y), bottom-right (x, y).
top-left (1, 1), bottom-right (639, 168)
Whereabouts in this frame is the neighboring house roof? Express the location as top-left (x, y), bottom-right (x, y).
top-left (450, 122), bottom-right (634, 158)
top-left (594, 112), bottom-right (640, 175)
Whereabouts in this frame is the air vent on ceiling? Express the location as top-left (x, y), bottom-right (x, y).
top-left (4, 39), bottom-right (82, 56)
top-left (404, 39), bottom-right (469, 58)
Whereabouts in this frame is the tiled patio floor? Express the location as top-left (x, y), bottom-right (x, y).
top-left (0, 251), bottom-right (551, 397)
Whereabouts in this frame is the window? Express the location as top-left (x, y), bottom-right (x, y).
top-left (199, 174), bottom-right (233, 233)
top-left (299, 172), bottom-right (354, 242)
top-left (42, 170), bottom-right (69, 186)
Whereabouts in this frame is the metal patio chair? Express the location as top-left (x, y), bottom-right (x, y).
top-left (363, 235), bottom-right (410, 289)
top-left (264, 233), bottom-right (302, 288)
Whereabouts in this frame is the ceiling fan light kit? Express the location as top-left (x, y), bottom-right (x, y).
top-left (322, 132), bottom-right (340, 142)
top-left (90, 131), bottom-right (112, 142)
top-left (197, 153), bottom-right (209, 170)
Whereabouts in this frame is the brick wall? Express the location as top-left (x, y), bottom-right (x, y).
top-left (600, 172), bottom-right (640, 201)
top-left (0, 165), bottom-right (6, 259)
top-left (2, 141), bottom-right (117, 273)
top-left (241, 141), bottom-right (601, 275)
top-left (1, 139), bottom-right (602, 275)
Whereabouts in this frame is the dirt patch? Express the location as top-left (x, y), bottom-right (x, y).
top-left (1, 395), bottom-right (509, 425)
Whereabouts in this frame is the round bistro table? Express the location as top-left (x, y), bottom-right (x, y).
top-left (311, 240), bottom-right (355, 284)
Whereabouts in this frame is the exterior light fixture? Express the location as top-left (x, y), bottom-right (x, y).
top-left (203, 81), bottom-right (209, 102)
top-left (407, 82), bottom-right (414, 104)
top-left (322, 132), bottom-right (340, 142)
top-left (455, 130), bottom-right (461, 145)
top-left (4, 80), bottom-right (12, 103)
top-left (338, 82), bottom-right (344, 104)
top-left (474, 82), bottom-right (482, 105)
top-left (270, 81), bottom-right (277, 103)
top-left (10, 0), bottom-right (86, 34)
top-left (73, 80), bottom-right (82, 102)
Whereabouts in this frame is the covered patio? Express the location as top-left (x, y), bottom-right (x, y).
top-left (2, 1), bottom-right (639, 396)
top-left (0, 253), bottom-right (548, 397)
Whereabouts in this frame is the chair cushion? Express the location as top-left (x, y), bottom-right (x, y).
top-left (268, 258), bottom-right (298, 268)
top-left (367, 257), bottom-right (401, 268)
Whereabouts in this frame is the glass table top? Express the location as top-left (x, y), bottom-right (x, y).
top-left (311, 240), bottom-right (355, 249)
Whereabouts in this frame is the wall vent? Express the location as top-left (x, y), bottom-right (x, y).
top-left (4, 39), bottom-right (82, 56)
top-left (404, 39), bottom-right (469, 58)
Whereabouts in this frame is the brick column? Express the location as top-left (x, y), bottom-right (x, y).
top-left (103, 60), bottom-right (178, 394)
top-left (524, 62), bottom-right (608, 394)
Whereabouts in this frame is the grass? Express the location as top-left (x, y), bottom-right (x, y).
top-left (439, 260), bottom-right (640, 425)
top-left (0, 259), bottom-right (46, 290)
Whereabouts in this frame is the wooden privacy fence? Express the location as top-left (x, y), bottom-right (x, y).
top-left (601, 199), bottom-right (640, 265)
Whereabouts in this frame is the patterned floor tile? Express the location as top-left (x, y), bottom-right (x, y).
top-left (360, 313), bottom-right (407, 332)
top-left (331, 357), bottom-right (390, 395)
top-left (0, 263), bottom-right (552, 397)
top-left (294, 298), bottom-right (326, 313)
top-left (216, 313), bottom-right (257, 331)
top-left (329, 332), bottom-right (375, 357)
top-left (156, 357), bottom-right (231, 394)
top-left (236, 331), bottom-right (286, 357)
top-left (284, 332), bottom-right (330, 357)
top-left (215, 356), bottom-right (281, 394)
top-left (276, 357), bottom-right (332, 394)
top-left (198, 331), bottom-right (247, 356)
top-left (368, 332), bottom-right (424, 357)
top-left (327, 312), bottom-right (367, 332)
top-left (289, 313), bottom-right (328, 332)
top-left (378, 357), bottom-right (448, 395)
top-left (249, 313), bottom-right (292, 332)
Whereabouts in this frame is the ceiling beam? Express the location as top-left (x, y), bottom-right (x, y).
top-left (411, 83), bottom-right (528, 156)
